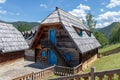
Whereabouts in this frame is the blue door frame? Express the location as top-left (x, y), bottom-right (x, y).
top-left (48, 50), bottom-right (57, 65)
top-left (49, 29), bottom-right (56, 45)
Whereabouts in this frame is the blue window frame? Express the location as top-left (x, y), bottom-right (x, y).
top-left (88, 32), bottom-right (91, 37)
top-left (79, 30), bottom-right (83, 37)
top-left (65, 54), bottom-right (71, 62)
top-left (73, 26), bottom-right (83, 37)
top-left (41, 51), bottom-right (46, 57)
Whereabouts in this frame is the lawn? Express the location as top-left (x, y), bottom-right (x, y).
top-left (99, 43), bottom-right (120, 53)
top-left (86, 52), bottom-right (120, 72)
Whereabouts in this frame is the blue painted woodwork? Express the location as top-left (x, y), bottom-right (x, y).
top-left (65, 54), bottom-right (71, 62)
top-left (79, 30), bottom-right (83, 37)
top-left (88, 32), bottom-right (91, 37)
top-left (48, 50), bottom-right (57, 65)
top-left (41, 51), bottom-right (46, 57)
top-left (49, 29), bottom-right (56, 45)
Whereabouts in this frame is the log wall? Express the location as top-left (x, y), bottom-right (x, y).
top-left (0, 50), bottom-right (24, 64)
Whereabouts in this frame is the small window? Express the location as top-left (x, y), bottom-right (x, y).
top-left (73, 26), bottom-right (83, 37)
top-left (79, 30), bottom-right (83, 37)
top-left (88, 32), bottom-right (91, 37)
top-left (86, 31), bottom-right (92, 37)
top-left (65, 54), bottom-right (71, 62)
top-left (41, 51), bottom-right (46, 57)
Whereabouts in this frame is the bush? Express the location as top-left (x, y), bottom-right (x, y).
top-left (94, 31), bottom-right (109, 47)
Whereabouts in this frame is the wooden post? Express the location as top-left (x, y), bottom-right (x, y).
top-left (107, 74), bottom-right (113, 80)
top-left (32, 72), bottom-right (34, 80)
top-left (90, 67), bottom-right (95, 80)
top-left (35, 48), bottom-right (37, 62)
top-left (79, 53), bottom-right (82, 64)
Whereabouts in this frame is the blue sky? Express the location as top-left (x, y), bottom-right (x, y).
top-left (0, 0), bottom-right (120, 28)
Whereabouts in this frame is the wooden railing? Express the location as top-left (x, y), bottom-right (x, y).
top-left (50, 67), bottom-right (120, 80)
top-left (12, 73), bottom-right (33, 80)
top-left (12, 66), bottom-right (55, 80)
top-left (74, 63), bottom-right (83, 74)
top-left (54, 66), bottom-right (74, 76)
top-left (34, 66), bottom-right (55, 80)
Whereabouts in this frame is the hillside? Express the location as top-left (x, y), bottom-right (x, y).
top-left (88, 52), bottom-right (120, 71)
top-left (0, 20), bottom-right (39, 32)
top-left (99, 22), bottom-right (120, 39)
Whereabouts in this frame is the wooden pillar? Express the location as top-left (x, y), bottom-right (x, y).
top-left (96, 48), bottom-right (98, 54)
top-left (79, 53), bottom-right (82, 64)
top-left (35, 48), bottom-right (37, 62)
top-left (91, 67), bottom-right (95, 80)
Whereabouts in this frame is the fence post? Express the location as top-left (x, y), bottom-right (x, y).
top-left (90, 67), bottom-right (95, 80)
top-left (32, 72), bottom-right (34, 80)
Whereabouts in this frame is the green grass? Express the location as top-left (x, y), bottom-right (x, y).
top-left (99, 43), bottom-right (120, 53)
top-left (86, 52), bottom-right (120, 72)
top-left (46, 75), bottom-right (58, 80)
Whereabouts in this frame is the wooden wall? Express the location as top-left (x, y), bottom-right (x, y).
top-left (0, 50), bottom-right (25, 64)
top-left (36, 25), bottom-right (80, 67)
top-left (82, 48), bottom-right (98, 62)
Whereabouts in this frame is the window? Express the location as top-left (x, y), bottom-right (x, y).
top-left (88, 32), bottom-right (91, 37)
top-left (79, 30), bottom-right (83, 37)
top-left (41, 51), bottom-right (46, 57)
top-left (86, 30), bottom-right (92, 37)
top-left (65, 54), bottom-right (71, 62)
top-left (73, 26), bottom-right (83, 37)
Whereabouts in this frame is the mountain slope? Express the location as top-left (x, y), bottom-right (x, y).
top-left (0, 20), bottom-right (39, 32)
top-left (99, 22), bottom-right (120, 39)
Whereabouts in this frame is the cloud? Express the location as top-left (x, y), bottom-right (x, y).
top-left (9, 12), bottom-right (20, 16)
top-left (101, 2), bottom-right (106, 5)
top-left (37, 20), bottom-right (41, 23)
top-left (40, 4), bottom-right (47, 8)
top-left (100, 9), bottom-right (104, 12)
top-left (69, 4), bottom-right (91, 20)
top-left (0, 10), bottom-right (7, 14)
top-left (106, 0), bottom-right (120, 8)
top-left (0, 0), bottom-right (6, 3)
top-left (96, 11), bottom-right (120, 21)
top-left (84, 0), bottom-right (87, 2)
top-left (96, 11), bottom-right (120, 28)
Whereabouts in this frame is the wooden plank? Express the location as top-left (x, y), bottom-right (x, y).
top-left (40, 22), bottom-right (61, 27)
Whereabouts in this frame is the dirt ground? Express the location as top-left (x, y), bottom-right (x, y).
top-left (0, 59), bottom-right (51, 80)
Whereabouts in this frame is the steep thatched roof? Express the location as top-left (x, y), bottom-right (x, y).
top-left (0, 22), bottom-right (29, 53)
top-left (32, 7), bottom-right (101, 53)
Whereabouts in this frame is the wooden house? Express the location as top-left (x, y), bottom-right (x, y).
top-left (0, 22), bottom-right (29, 64)
top-left (31, 7), bottom-right (101, 67)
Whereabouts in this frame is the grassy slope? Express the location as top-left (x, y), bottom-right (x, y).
top-left (87, 52), bottom-right (120, 72)
top-left (99, 43), bottom-right (120, 53)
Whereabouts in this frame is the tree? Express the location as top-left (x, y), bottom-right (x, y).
top-left (94, 31), bottom-right (109, 47)
top-left (83, 12), bottom-right (97, 31)
top-left (109, 25), bottom-right (120, 44)
top-left (15, 23), bottom-right (31, 32)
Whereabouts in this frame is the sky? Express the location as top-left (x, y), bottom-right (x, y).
top-left (0, 0), bottom-right (120, 28)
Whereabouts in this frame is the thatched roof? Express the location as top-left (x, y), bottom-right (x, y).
top-left (32, 7), bottom-right (101, 53)
top-left (0, 22), bottom-right (29, 53)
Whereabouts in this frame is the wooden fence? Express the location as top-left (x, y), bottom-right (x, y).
top-left (50, 67), bottom-right (120, 80)
top-left (12, 66), bottom-right (55, 80)
top-left (54, 66), bottom-right (74, 76)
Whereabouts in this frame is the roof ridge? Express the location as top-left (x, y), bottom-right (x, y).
top-left (56, 7), bottom-right (83, 22)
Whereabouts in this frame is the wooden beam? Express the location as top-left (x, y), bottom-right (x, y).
top-left (40, 22), bottom-right (61, 27)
